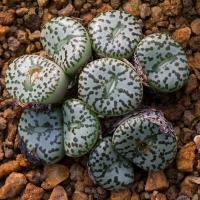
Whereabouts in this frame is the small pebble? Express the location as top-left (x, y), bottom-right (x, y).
top-left (21, 183), bottom-right (44, 200)
top-left (191, 18), bottom-right (200, 35)
top-left (7, 36), bottom-right (20, 52)
top-left (0, 160), bottom-right (21, 178)
top-left (164, 104), bottom-right (185, 121)
top-left (180, 176), bottom-right (198, 198)
top-left (110, 188), bottom-right (131, 200)
top-left (0, 172), bottom-right (27, 199)
top-left (131, 192), bottom-right (140, 200)
top-left (181, 127), bottom-right (196, 144)
top-left (164, 185), bottom-right (179, 200)
top-left (0, 117), bottom-right (7, 130)
top-left (69, 163), bottom-right (84, 181)
top-left (122, 0), bottom-right (142, 17)
top-left (72, 191), bottom-right (89, 200)
top-left (37, 0), bottom-right (49, 7)
top-left (159, 0), bottom-right (182, 16)
top-left (49, 185), bottom-right (68, 200)
top-left (111, 0), bottom-right (121, 9)
top-left (151, 191), bottom-right (167, 200)
top-left (184, 74), bottom-right (199, 95)
top-left (0, 25), bottom-right (10, 42)
top-left (196, 0), bottom-right (200, 15)
top-left (189, 36), bottom-right (200, 51)
top-left (176, 141), bottom-right (196, 172)
top-left (0, 10), bottom-right (15, 25)
top-left (139, 3), bottom-right (151, 19)
top-left (15, 7), bottom-right (29, 16)
top-left (195, 100), bottom-right (200, 117)
top-left (151, 6), bottom-right (162, 22)
top-left (145, 170), bottom-right (169, 191)
top-left (172, 27), bottom-right (191, 48)
top-left (16, 154), bottom-right (35, 168)
top-left (41, 164), bottom-right (69, 190)
top-left (58, 4), bottom-right (75, 16)
top-left (25, 168), bottom-right (46, 185)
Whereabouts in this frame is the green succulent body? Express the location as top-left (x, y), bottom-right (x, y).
top-left (40, 16), bottom-right (92, 77)
top-left (78, 58), bottom-right (143, 116)
top-left (88, 136), bottom-right (135, 190)
top-left (18, 107), bottom-right (65, 165)
top-left (5, 55), bottom-right (69, 104)
top-left (112, 116), bottom-right (177, 171)
top-left (135, 33), bottom-right (190, 92)
top-left (88, 10), bottom-right (142, 60)
top-left (63, 98), bottom-right (100, 157)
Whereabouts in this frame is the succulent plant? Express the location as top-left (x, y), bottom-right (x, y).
top-left (18, 106), bottom-right (65, 165)
top-left (88, 10), bottom-right (142, 60)
top-left (112, 108), bottom-right (177, 171)
top-left (40, 16), bottom-right (92, 77)
top-left (5, 55), bottom-right (69, 105)
top-left (78, 58), bottom-right (143, 116)
top-left (88, 136), bottom-right (135, 190)
top-left (63, 98), bottom-right (100, 157)
top-left (135, 33), bottom-right (190, 93)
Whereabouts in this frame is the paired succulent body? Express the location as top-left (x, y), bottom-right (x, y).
top-left (5, 10), bottom-right (190, 191)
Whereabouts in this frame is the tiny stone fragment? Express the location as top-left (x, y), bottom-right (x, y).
top-left (16, 154), bottom-right (35, 168)
top-left (49, 185), bottom-right (68, 200)
top-left (58, 4), bottom-right (75, 16)
top-left (122, 0), bottom-right (142, 17)
top-left (159, 0), bottom-right (182, 16)
top-left (25, 168), bottom-right (46, 185)
top-left (180, 176), bottom-right (198, 198)
top-left (7, 36), bottom-right (20, 52)
top-left (37, 0), bottom-right (49, 7)
top-left (139, 3), bottom-right (151, 19)
top-left (0, 117), bottom-right (7, 130)
top-left (181, 128), bottom-right (196, 144)
top-left (151, 191), bottom-right (167, 200)
top-left (41, 164), bottom-right (69, 190)
top-left (0, 160), bottom-right (21, 178)
top-left (110, 188), bottom-right (131, 200)
top-left (0, 10), bottom-right (15, 25)
top-left (21, 183), bottom-right (44, 200)
top-left (176, 141), bottom-right (196, 172)
top-left (71, 191), bottom-right (89, 200)
top-left (191, 18), bottom-right (200, 35)
top-left (172, 27), bottom-right (191, 48)
top-left (189, 36), bottom-right (200, 51)
top-left (194, 135), bottom-right (200, 153)
top-left (145, 170), bottom-right (169, 191)
top-left (69, 163), bottom-right (84, 181)
top-left (0, 25), bottom-right (10, 42)
top-left (16, 8), bottom-right (29, 16)
top-left (195, 100), bottom-right (200, 117)
top-left (111, 0), bottom-right (121, 9)
top-left (184, 74), bottom-right (199, 95)
top-left (0, 172), bottom-right (27, 199)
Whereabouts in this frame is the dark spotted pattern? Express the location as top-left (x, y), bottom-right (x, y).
top-left (88, 136), bottom-right (134, 190)
top-left (78, 58), bottom-right (143, 116)
top-left (40, 16), bottom-right (92, 76)
top-left (5, 55), bottom-right (69, 104)
top-left (63, 98), bottom-right (99, 157)
top-left (135, 33), bottom-right (190, 93)
top-left (88, 10), bottom-right (142, 60)
top-left (112, 116), bottom-right (177, 171)
top-left (18, 107), bottom-right (65, 165)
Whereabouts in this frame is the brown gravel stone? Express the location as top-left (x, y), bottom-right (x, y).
top-left (17, 29), bottom-right (30, 44)
top-left (131, 192), bottom-right (140, 200)
top-left (189, 36), bottom-right (200, 51)
top-left (184, 74), bottom-right (199, 95)
top-left (69, 163), bottom-right (84, 181)
top-left (195, 0), bottom-right (200, 15)
top-left (25, 168), bottom-right (46, 185)
top-left (21, 183), bottom-right (44, 200)
top-left (189, 52), bottom-right (200, 71)
top-left (194, 135), bottom-right (200, 153)
top-left (164, 185), bottom-right (179, 200)
top-left (49, 185), bottom-right (68, 200)
top-left (195, 100), bottom-right (200, 117)
top-left (15, 7), bottom-right (29, 16)
top-left (41, 164), bottom-right (69, 190)
top-left (96, 3), bottom-right (113, 15)
top-left (145, 170), bottom-right (169, 191)
top-left (176, 141), bottom-right (196, 172)
top-left (3, 108), bottom-right (16, 118)
top-left (72, 191), bottom-right (89, 200)
top-left (151, 6), bottom-right (162, 22)
top-left (139, 3), bottom-right (151, 19)
top-left (0, 160), bottom-right (21, 178)
top-left (122, 0), bottom-right (142, 17)
top-left (73, 0), bottom-right (86, 10)
top-left (6, 118), bottom-right (18, 142)
top-left (0, 172), bottom-right (27, 199)
top-left (16, 154), bottom-right (35, 168)
top-left (191, 18), bottom-right (200, 35)
top-left (0, 117), bottom-right (7, 130)
top-left (0, 25), bottom-right (10, 42)
top-left (181, 128), bottom-right (196, 144)
top-left (58, 3), bottom-right (75, 16)
top-left (163, 104), bottom-right (185, 121)
top-left (7, 36), bottom-right (20, 52)
top-left (0, 10), bottom-right (15, 25)
top-left (37, 0), bottom-right (49, 7)
top-left (180, 176), bottom-right (198, 198)
top-left (159, 0), bottom-right (182, 16)
top-left (111, 0), bottom-right (121, 9)
top-left (172, 27), bottom-right (191, 48)
top-left (109, 188), bottom-right (131, 200)
top-left (80, 12), bottom-right (94, 26)
top-left (151, 191), bottom-right (167, 200)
